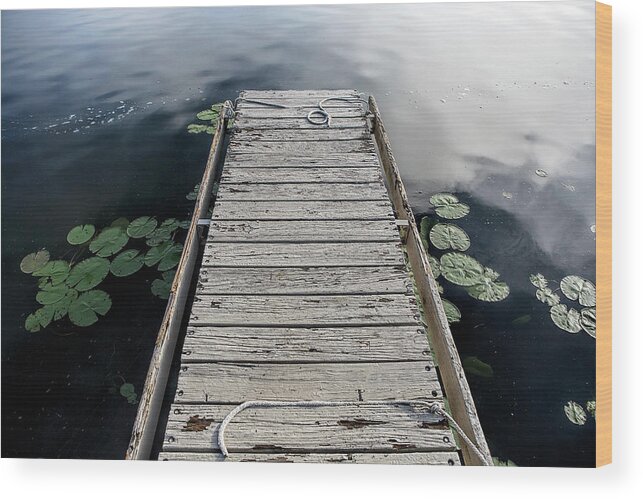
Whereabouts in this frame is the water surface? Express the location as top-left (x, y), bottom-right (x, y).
top-left (2, 1), bottom-right (595, 465)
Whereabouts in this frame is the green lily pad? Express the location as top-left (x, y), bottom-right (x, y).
top-left (560, 275), bottom-right (596, 307)
top-left (49, 288), bottom-right (78, 320)
top-left (110, 217), bottom-right (130, 229)
top-left (586, 400), bottom-right (596, 417)
top-left (429, 193), bottom-right (459, 207)
top-left (36, 283), bottom-right (71, 305)
top-left (440, 252), bottom-right (485, 286)
top-left (467, 276), bottom-right (510, 302)
top-left (435, 202), bottom-right (470, 220)
top-left (32, 260), bottom-right (70, 286)
top-left (178, 220), bottom-right (191, 229)
top-left (419, 216), bottom-right (431, 249)
top-left (187, 124), bottom-right (208, 134)
top-left (151, 277), bottom-right (171, 299)
top-left (67, 224), bottom-right (95, 245)
top-left (68, 290), bottom-right (112, 327)
top-left (441, 299), bottom-right (461, 323)
top-left (110, 250), bottom-right (144, 277)
top-left (493, 458), bottom-right (517, 467)
top-left (550, 304), bottom-right (582, 333)
top-left (529, 273), bottom-right (548, 289)
top-left (428, 254), bottom-right (441, 279)
top-left (159, 218), bottom-right (180, 231)
top-left (429, 223), bottom-right (470, 251)
top-left (536, 287), bottom-right (560, 306)
top-left (20, 250), bottom-right (50, 274)
top-left (144, 241), bottom-right (183, 271)
top-left (197, 106), bottom-right (221, 121)
top-left (462, 356), bottom-right (493, 378)
top-left (24, 306), bottom-right (55, 332)
top-left (127, 217), bottom-right (158, 238)
top-left (564, 401), bottom-right (587, 425)
top-left (89, 227), bottom-right (129, 257)
top-left (66, 257), bottom-right (110, 291)
top-left (186, 183), bottom-right (199, 201)
top-left (580, 307), bottom-right (596, 338)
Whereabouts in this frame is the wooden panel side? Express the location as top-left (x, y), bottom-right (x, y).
top-left (596, 1), bottom-right (612, 468)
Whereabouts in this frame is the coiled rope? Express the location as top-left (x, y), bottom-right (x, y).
top-left (217, 399), bottom-right (492, 465)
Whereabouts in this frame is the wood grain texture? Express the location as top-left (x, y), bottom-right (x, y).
top-left (189, 294), bottom-right (420, 327)
top-left (235, 107), bottom-right (365, 119)
top-left (221, 167), bottom-right (382, 184)
top-left (202, 241), bottom-right (405, 267)
top-left (224, 152), bottom-right (380, 167)
top-left (197, 266), bottom-right (410, 294)
top-left (227, 140), bottom-right (376, 156)
top-left (596, 1), bottom-right (612, 467)
top-left (158, 451), bottom-right (461, 465)
top-left (211, 199), bottom-right (394, 221)
top-left (208, 220), bottom-right (399, 242)
top-left (216, 182), bottom-right (389, 201)
top-left (163, 403), bottom-right (453, 454)
top-left (174, 362), bottom-right (440, 404)
top-left (241, 89), bottom-right (360, 99)
top-left (232, 128), bottom-right (370, 142)
top-left (182, 325), bottom-right (430, 362)
top-left (233, 117), bottom-right (368, 130)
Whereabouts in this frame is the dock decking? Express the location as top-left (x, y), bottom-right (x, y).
top-left (144, 90), bottom-right (489, 465)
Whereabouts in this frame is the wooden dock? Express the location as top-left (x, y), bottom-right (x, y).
top-left (128, 90), bottom-right (491, 465)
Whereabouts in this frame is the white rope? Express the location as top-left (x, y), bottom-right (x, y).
top-left (306, 96), bottom-right (369, 127)
top-left (217, 399), bottom-right (492, 465)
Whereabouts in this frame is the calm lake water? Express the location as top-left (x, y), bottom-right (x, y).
top-left (1, 1), bottom-right (596, 465)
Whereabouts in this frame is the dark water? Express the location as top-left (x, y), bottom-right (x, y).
top-left (1, 2), bottom-right (596, 465)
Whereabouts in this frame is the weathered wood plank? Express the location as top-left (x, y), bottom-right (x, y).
top-left (212, 200), bottom-right (394, 221)
top-left (189, 294), bottom-right (420, 327)
top-left (182, 325), bottom-right (429, 363)
top-left (221, 168), bottom-right (382, 184)
top-left (241, 89), bottom-right (359, 99)
top-left (238, 97), bottom-right (362, 109)
top-left (228, 140), bottom-right (376, 156)
top-left (202, 242), bottom-right (405, 267)
top-left (197, 266), bottom-right (410, 294)
top-left (225, 153), bottom-right (380, 168)
top-left (236, 107), bottom-right (365, 119)
top-left (163, 403), bottom-right (452, 453)
top-left (216, 182), bottom-right (388, 201)
top-left (158, 451), bottom-right (461, 465)
top-left (208, 220), bottom-right (399, 242)
top-left (175, 362), bottom-right (439, 404)
top-left (233, 117), bottom-right (368, 130)
top-left (232, 128), bottom-right (370, 142)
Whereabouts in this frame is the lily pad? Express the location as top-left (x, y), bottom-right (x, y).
top-left (536, 287), bottom-right (560, 306)
top-left (580, 307), bottom-right (596, 338)
top-left (110, 250), bottom-right (144, 277)
top-left (119, 382), bottom-right (138, 404)
top-left (564, 401), bottom-right (587, 425)
top-left (127, 216), bottom-right (158, 238)
top-left (187, 124), bottom-right (208, 134)
top-left (535, 169), bottom-right (548, 178)
top-left (89, 227), bottom-right (129, 257)
top-left (529, 273), bottom-right (548, 289)
top-left (550, 304), bottom-right (582, 333)
top-left (493, 458), bottom-right (517, 467)
top-left (435, 202), bottom-right (470, 220)
top-left (68, 290), bottom-right (112, 327)
top-left (151, 277), bottom-right (171, 299)
top-left (462, 356), bottom-right (493, 378)
top-left (144, 241), bottom-right (183, 271)
top-left (467, 277), bottom-right (510, 302)
top-left (440, 252), bottom-right (485, 286)
top-left (186, 183), bottom-right (199, 201)
top-left (428, 254), bottom-right (441, 279)
top-left (110, 217), bottom-right (130, 229)
top-left (67, 224), bottom-right (95, 245)
top-left (24, 306), bottom-right (55, 332)
top-left (441, 299), bottom-right (461, 323)
top-left (66, 257), bottom-right (110, 291)
top-left (20, 250), bottom-right (50, 274)
top-left (36, 283), bottom-right (71, 305)
top-left (429, 193), bottom-right (459, 207)
top-left (429, 223), bottom-right (470, 251)
top-left (586, 400), bottom-right (596, 417)
top-left (196, 109), bottom-right (220, 121)
top-left (419, 216), bottom-right (431, 249)
top-left (48, 288), bottom-right (78, 320)
top-left (560, 275), bottom-right (596, 307)
top-left (32, 260), bottom-right (70, 286)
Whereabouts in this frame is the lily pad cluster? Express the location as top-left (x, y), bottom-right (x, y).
top-left (187, 103), bottom-right (224, 134)
top-left (20, 217), bottom-right (188, 333)
top-left (420, 192), bottom-right (510, 325)
top-left (529, 273), bottom-right (596, 338)
top-left (564, 400), bottom-right (596, 426)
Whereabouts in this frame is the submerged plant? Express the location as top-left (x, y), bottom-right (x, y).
top-left (563, 401), bottom-right (587, 425)
top-left (462, 356), bottom-right (493, 378)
